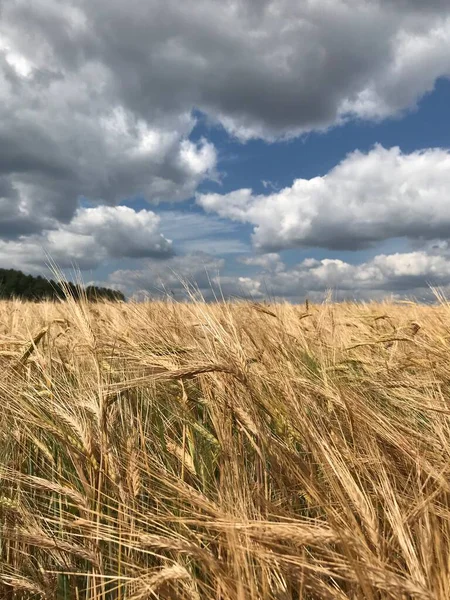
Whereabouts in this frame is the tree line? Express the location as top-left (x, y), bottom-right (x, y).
top-left (0, 268), bottom-right (125, 302)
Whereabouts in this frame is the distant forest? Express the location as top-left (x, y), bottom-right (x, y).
top-left (0, 268), bottom-right (125, 302)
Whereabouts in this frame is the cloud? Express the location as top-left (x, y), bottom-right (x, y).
top-left (238, 253), bottom-right (284, 272)
top-left (108, 252), bottom-right (225, 299)
top-left (78, 0), bottom-right (450, 140)
top-left (0, 206), bottom-right (173, 272)
top-left (68, 206), bottom-right (173, 259)
top-left (230, 250), bottom-right (450, 302)
top-left (106, 248), bottom-right (450, 303)
top-left (1, 7), bottom-right (217, 237)
top-left (2, 0), bottom-right (450, 277)
top-left (1, 1), bottom-right (450, 238)
top-left (198, 145), bottom-right (450, 251)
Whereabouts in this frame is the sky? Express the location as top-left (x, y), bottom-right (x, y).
top-left (1, 0), bottom-right (450, 302)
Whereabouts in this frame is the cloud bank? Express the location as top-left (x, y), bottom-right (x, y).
top-left (106, 248), bottom-right (450, 303)
top-left (239, 251), bottom-right (450, 301)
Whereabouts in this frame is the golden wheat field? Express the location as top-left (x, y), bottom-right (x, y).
top-left (2, 296), bottom-right (450, 599)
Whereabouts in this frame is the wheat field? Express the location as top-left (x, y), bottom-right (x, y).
top-left (1, 296), bottom-right (450, 599)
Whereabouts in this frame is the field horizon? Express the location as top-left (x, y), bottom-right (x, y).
top-left (1, 297), bottom-right (450, 599)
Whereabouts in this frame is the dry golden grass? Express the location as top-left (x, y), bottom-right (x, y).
top-left (1, 296), bottom-right (450, 598)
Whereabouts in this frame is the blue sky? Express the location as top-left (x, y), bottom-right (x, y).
top-left (2, 1), bottom-right (450, 301)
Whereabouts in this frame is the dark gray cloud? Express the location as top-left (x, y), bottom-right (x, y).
top-left (1, 0), bottom-right (218, 236)
top-left (75, 0), bottom-right (449, 137)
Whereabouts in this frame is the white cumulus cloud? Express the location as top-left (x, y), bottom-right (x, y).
top-left (0, 206), bottom-right (173, 273)
top-left (198, 145), bottom-right (450, 251)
